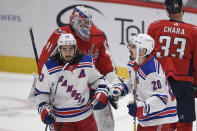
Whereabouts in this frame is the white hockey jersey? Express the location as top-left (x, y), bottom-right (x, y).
top-left (34, 55), bottom-right (107, 122)
top-left (123, 56), bottom-right (178, 127)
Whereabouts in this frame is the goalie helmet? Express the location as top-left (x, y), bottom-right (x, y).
top-left (128, 34), bottom-right (154, 63)
top-left (164, 0), bottom-right (183, 14)
top-left (70, 6), bottom-right (92, 41)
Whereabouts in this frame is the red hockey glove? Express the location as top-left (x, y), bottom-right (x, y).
top-left (91, 85), bottom-right (109, 110)
top-left (38, 102), bottom-right (55, 124)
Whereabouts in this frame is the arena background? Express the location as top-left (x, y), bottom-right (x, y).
top-left (1, 0), bottom-right (197, 79)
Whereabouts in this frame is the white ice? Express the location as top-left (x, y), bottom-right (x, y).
top-left (0, 72), bottom-right (196, 131)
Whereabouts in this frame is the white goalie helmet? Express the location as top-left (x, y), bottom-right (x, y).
top-left (57, 33), bottom-right (77, 52)
top-left (128, 33), bottom-right (154, 63)
top-left (70, 6), bottom-right (92, 41)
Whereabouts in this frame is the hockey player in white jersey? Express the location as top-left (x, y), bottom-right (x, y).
top-left (34, 33), bottom-right (109, 131)
top-left (108, 34), bottom-right (178, 131)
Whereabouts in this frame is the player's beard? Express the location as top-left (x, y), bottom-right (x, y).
top-left (63, 56), bottom-right (73, 63)
top-left (59, 49), bottom-right (77, 64)
top-left (60, 53), bottom-right (73, 64)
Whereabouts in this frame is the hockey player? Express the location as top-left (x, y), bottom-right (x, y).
top-left (34, 33), bottom-right (109, 131)
top-left (147, 0), bottom-right (197, 130)
top-left (108, 34), bottom-right (178, 131)
top-left (37, 5), bottom-right (119, 131)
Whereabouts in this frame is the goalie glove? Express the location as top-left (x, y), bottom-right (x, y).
top-left (127, 101), bottom-right (150, 117)
top-left (38, 102), bottom-right (55, 124)
top-left (108, 82), bottom-right (128, 109)
top-left (91, 84), bottom-right (109, 110)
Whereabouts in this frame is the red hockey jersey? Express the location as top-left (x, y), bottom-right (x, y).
top-left (38, 24), bottom-right (114, 76)
top-left (148, 19), bottom-right (197, 86)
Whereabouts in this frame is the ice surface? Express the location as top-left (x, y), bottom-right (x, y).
top-left (0, 72), bottom-right (196, 131)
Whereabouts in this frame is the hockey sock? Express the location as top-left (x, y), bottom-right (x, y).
top-left (177, 122), bottom-right (192, 131)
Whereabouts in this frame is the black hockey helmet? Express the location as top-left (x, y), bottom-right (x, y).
top-left (164, 0), bottom-right (183, 14)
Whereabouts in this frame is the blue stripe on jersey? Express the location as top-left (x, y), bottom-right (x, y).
top-left (127, 60), bottom-right (134, 68)
top-left (138, 112), bottom-right (177, 122)
top-left (34, 88), bottom-right (50, 96)
top-left (52, 102), bottom-right (92, 118)
top-left (49, 69), bottom-right (62, 75)
top-left (53, 106), bottom-right (91, 118)
top-left (157, 62), bottom-right (160, 74)
top-left (152, 94), bottom-right (168, 105)
top-left (137, 71), bottom-right (146, 80)
top-left (154, 58), bottom-right (161, 74)
top-left (53, 103), bottom-right (88, 111)
top-left (127, 63), bottom-right (133, 67)
top-left (148, 106), bottom-right (176, 117)
top-left (77, 65), bottom-right (93, 68)
top-left (138, 106), bottom-right (177, 122)
top-left (121, 82), bottom-right (129, 95)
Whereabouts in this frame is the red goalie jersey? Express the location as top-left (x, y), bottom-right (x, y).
top-left (38, 24), bottom-right (114, 76)
top-left (148, 20), bottom-right (197, 86)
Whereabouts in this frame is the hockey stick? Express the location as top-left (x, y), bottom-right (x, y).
top-left (28, 27), bottom-right (51, 131)
top-left (29, 27), bottom-right (39, 68)
top-left (28, 27), bottom-right (48, 130)
top-left (45, 63), bottom-right (69, 131)
top-left (133, 63), bottom-right (138, 131)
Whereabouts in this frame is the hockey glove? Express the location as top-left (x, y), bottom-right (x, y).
top-left (91, 84), bottom-right (109, 110)
top-left (127, 101), bottom-right (150, 117)
top-left (38, 102), bottom-right (55, 124)
top-left (108, 83), bottom-right (128, 109)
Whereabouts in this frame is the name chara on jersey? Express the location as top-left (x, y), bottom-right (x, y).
top-left (164, 25), bottom-right (185, 35)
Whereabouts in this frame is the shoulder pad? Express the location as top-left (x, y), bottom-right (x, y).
top-left (45, 57), bottom-right (60, 70)
top-left (80, 55), bottom-right (93, 63)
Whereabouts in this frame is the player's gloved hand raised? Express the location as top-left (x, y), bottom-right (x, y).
top-left (38, 102), bottom-right (55, 124)
top-left (127, 101), bottom-right (150, 117)
top-left (91, 84), bottom-right (109, 110)
top-left (108, 83), bottom-right (128, 109)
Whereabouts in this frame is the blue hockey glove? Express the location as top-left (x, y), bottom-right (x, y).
top-left (127, 101), bottom-right (150, 117)
top-left (91, 84), bottom-right (109, 110)
top-left (38, 102), bottom-right (55, 124)
top-left (108, 87), bottom-right (122, 109)
top-left (108, 83), bottom-right (128, 109)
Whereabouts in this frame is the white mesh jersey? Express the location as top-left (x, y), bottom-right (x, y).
top-left (123, 55), bottom-right (178, 127)
top-left (34, 55), bottom-right (106, 122)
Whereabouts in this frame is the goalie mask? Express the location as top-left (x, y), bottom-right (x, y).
top-left (128, 34), bottom-right (154, 64)
top-left (57, 33), bottom-right (77, 63)
top-left (70, 6), bottom-right (92, 41)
